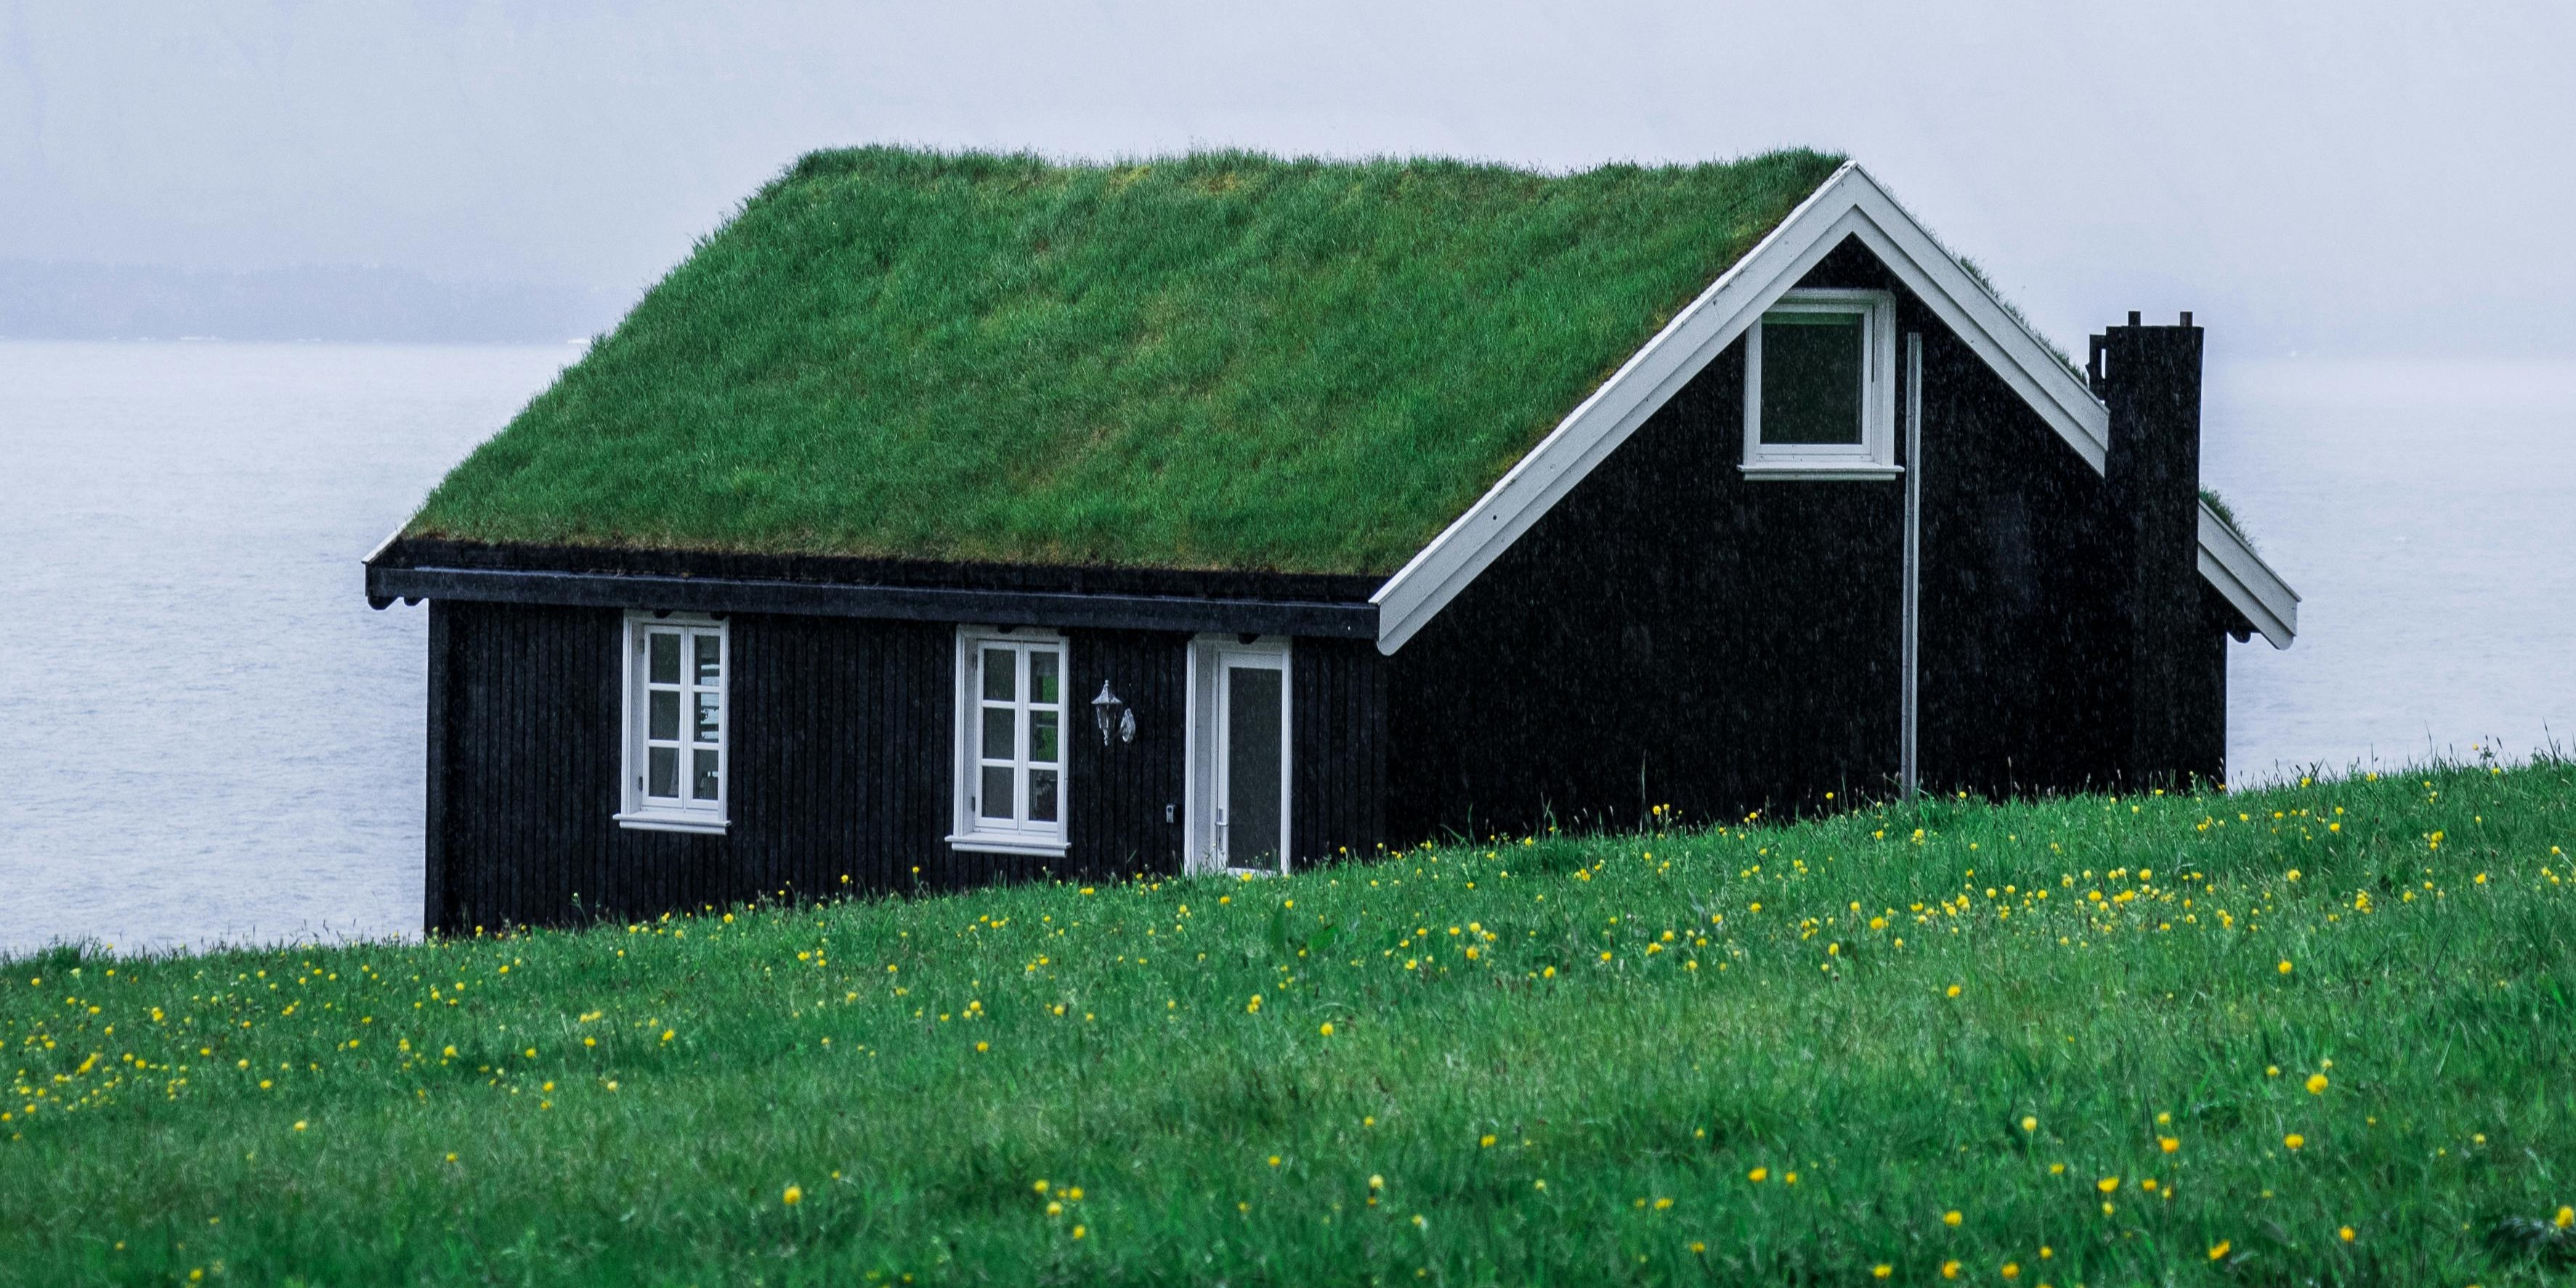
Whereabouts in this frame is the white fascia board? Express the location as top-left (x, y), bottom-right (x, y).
top-left (1372, 162), bottom-right (2112, 654)
top-left (2196, 503), bottom-right (2299, 649)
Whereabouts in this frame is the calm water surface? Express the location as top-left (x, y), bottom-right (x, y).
top-left (0, 343), bottom-right (2567, 954)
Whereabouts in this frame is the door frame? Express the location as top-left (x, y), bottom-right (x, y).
top-left (1182, 634), bottom-right (1293, 876)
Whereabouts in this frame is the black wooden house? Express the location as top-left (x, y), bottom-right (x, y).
top-left (365, 150), bottom-right (2298, 933)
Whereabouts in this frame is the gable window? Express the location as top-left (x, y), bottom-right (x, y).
top-left (1741, 288), bottom-right (1900, 479)
top-left (950, 628), bottom-right (1070, 856)
top-left (617, 612), bottom-right (728, 833)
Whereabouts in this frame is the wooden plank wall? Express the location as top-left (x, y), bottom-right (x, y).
top-left (429, 612), bottom-right (1391, 931)
top-left (1066, 629), bottom-right (1190, 881)
top-left (1292, 639), bottom-right (1388, 867)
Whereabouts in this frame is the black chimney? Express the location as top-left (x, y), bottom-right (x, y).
top-left (2097, 312), bottom-right (2209, 787)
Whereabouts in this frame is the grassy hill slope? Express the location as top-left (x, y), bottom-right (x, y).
top-left (7, 760), bottom-right (2575, 1286)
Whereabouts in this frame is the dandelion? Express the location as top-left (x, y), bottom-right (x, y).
top-left (2306, 1073), bottom-right (2330, 1095)
top-left (1941, 1260), bottom-right (1961, 1279)
top-left (1749, 1167), bottom-right (1768, 1183)
top-left (1943, 1210), bottom-right (1962, 1226)
top-left (2555, 1207), bottom-right (2575, 1230)
top-left (1946, 984), bottom-right (1961, 997)
top-left (1369, 1175), bottom-right (1385, 1191)
top-left (2208, 1240), bottom-right (2231, 1260)
top-left (2160, 1137), bottom-right (2179, 1154)
top-left (1065, 1187), bottom-right (1082, 1200)
top-left (1480, 1134), bottom-right (1496, 1148)
top-left (1071, 1225), bottom-right (1086, 1239)
top-left (2284, 1133), bottom-right (2306, 1150)
top-left (782, 1184), bottom-right (802, 1205)
top-left (2340, 1226), bottom-right (2357, 1242)
top-left (1319, 1022), bottom-right (1334, 1036)
top-left (293, 1120), bottom-right (307, 1132)
top-left (1268, 1156), bottom-right (1281, 1167)
top-left (2020, 1116), bottom-right (2037, 1133)
top-left (975, 1041), bottom-right (988, 1053)
top-left (1654, 1197), bottom-right (1672, 1210)
top-left (1690, 1242), bottom-right (1706, 1255)
top-left (2277, 960), bottom-right (2293, 975)
top-left (2002, 1263), bottom-right (2020, 1279)
top-left (2097, 1176), bottom-right (2119, 1194)
top-left (1874, 1267), bottom-right (1893, 1280)
top-left (1034, 1180), bottom-right (1049, 1193)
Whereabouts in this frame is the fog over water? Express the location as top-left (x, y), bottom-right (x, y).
top-left (1, 341), bottom-right (2564, 956)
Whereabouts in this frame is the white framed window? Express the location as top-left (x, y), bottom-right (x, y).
top-left (1183, 636), bottom-right (1292, 876)
top-left (617, 612), bottom-right (729, 834)
top-left (949, 628), bottom-right (1070, 857)
top-left (1741, 288), bottom-right (1901, 479)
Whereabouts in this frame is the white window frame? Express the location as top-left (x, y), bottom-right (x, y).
top-left (617, 612), bottom-right (729, 834)
top-left (948, 627), bottom-right (1072, 858)
top-left (1740, 288), bottom-right (1903, 480)
top-left (1183, 635), bottom-right (1293, 877)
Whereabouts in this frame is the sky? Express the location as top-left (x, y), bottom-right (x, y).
top-left (3, 1), bottom-right (2572, 358)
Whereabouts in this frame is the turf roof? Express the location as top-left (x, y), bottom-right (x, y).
top-left (407, 146), bottom-right (1848, 575)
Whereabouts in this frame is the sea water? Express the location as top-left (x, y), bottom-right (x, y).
top-left (0, 343), bottom-right (2567, 954)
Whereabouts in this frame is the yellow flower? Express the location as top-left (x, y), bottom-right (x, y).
top-left (1065, 1187), bottom-right (1082, 1200)
top-left (1071, 1225), bottom-right (1085, 1239)
top-left (1874, 1267), bottom-right (1892, 1281)
top-left (2002, 1264), bottom-right (2020, 1279)
top-left (2049, 1163), bottom-right (2065, 1175)
top-left (1319, 1022), bottom-right (1334, 1036)
top-left (293, 1120), bottom-right (307, 1132)
top-left (1941, 1260), bottom-right (1961, 1279)
top-left (2284, 1134), bottom-right (2305, 1150)
top-left (1654, 1197), bottom-right (1672, 1210)
top-left (2306, 1074), bottom-right (2330, 1095)
top-left (1943, 1210), bottom-right (1962, 1226)
top-left (2020, 1116), bottom-right (2037, 1133)
top-left (1369, 1174), bottom-right (1384, 1190)
top-left (1480, 1134), bottom-right (1496, 1148)
top-left (2160, 1137), bottom-right (2179, 1154)
top-left (1749, 1167), bottom-right (1768, 1183)
top-left (1033, 1180), bottom-right (1049, 1192)
top-left (1268, 1156), bottom-right (1281, 1167)
top-left (2097, 1176), bottom-right (2120, 1194)
top-left (2208, 1240), bottom-right (2231, 1260)
top-left (2339, 1226), bottom-right (2357, 1242)
top-left (2277, 960), bottom-right (2293, 975)
top-left (1946, 984), bottom-right (1961, 998)
top-left (975, 1041), bottom-right (988, 1053)
top-left (782, 1184), bottom-right (802, 1205)
top-left (1046, 1201), bottom-right (1062, 1215)
top-left (2558, 1206), bottom-right (2575, 1230)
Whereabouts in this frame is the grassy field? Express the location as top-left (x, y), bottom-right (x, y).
top-left (8, 759), bottom-right (2575, 1287)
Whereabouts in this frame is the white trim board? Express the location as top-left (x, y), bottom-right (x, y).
top-left (1368, 161), bottom-right (2299, 655)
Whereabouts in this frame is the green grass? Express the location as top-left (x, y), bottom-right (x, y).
top-left (405, 146), bottom-right (1844, 574)
top-left (9, 759), bottom-right (2575, 1286)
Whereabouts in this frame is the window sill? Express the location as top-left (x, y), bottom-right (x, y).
top-left (947, 833), bottom-right (1071, 859)
top-left (1738, 462), bottom-right (1905, 482)
top-left (616, 811), bottom-right (729, 835)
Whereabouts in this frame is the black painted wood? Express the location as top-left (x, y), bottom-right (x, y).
top-left (1067, 630), bottom-right (1190, 880)
top-left (1292, 639), bottom-right (1388, 867)
top-left (2102, 317), bottom-right (2218, 787)
top-left (370, 564), bottom-right (1377, 640)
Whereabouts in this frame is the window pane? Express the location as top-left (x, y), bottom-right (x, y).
top-left (692, 749), bottom-right (720, 801)
top-left (1030, 649), bottom-right (1059, 705)
top-left (981, 647), bottom-right (1015, 702)
top-left (694, 692), bottom-right (721, 743)
top-left (648, 746), bottom-right (679, 798)
top-left (649, 632), bottom-right (680, 685)
top-left (1030, 710), bottom-right (1058, 764)
top-left (1029, 769), bottom-right (1058, 822)
top-left (1761, 312), bottom-right (1865, 445)
top-left (980, 766), bottom-right (1014, 820)
top-left (982, 707), bottom-right (1016, 761)
top-left (1225, 665), bottom-right (1284, 867)
top-left (649, 690), bottom-right (680, 742)
top-left (694, 633), bottom-right (722, 685)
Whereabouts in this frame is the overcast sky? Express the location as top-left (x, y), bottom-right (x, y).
top-left (4, 1), bottom-right (2569, 358)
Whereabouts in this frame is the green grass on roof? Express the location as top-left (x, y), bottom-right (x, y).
top-left (407, 146), bottom-right (1847, 573)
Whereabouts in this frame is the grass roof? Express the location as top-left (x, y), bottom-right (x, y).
top-left (407, 147), bottom-right (1847, 575)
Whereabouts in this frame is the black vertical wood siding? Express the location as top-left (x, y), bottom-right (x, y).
top-left (1292, 639), bottom-right (1388, 866)
top-left (1066, 629), bottom-right (1189, 880)
top-left (1384, 235), bottom-right (2229, 841)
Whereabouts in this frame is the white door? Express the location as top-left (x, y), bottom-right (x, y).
top-left (1187, 639), bottom-right (1291, 874)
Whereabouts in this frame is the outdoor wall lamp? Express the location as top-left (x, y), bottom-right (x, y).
top-left (1093, 681), bottom-right (1135, 746)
